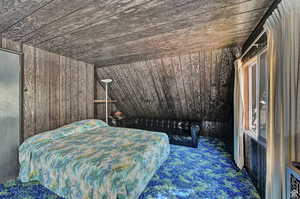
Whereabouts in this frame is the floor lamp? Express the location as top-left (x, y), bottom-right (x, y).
top-left (101, 79), bottom-right (112, 124)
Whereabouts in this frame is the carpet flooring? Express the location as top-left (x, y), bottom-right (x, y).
top-left (0, 137), bottom-right (260, 199)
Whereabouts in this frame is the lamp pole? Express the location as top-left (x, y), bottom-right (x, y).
top-left (105, 82), bottom-right (108, 123)
top-left (101, 79), bottom-right (112, 124)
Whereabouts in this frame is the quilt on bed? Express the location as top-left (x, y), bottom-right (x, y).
top-left (19, 120), bottom-right (170, 199)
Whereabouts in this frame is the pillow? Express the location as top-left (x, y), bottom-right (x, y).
top-left (20, 120), bottom-right (108, 165)
top-left (22, 120), bottom-right (108, 145)
top-left (63, 119), bottom-right (109, 134)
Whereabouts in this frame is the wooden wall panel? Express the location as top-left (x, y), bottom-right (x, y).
top-left (159, 58), bottom-right (176, 118)
top-left (35, 48), bottom-right (50, 133)
top-left (70, 60), bottom-right (79, 122)
top-left (96, 47), bottom-right (235, 122)
top-left (145, 61), bottom-right (164, 118)
top-left (65, 58), bottom-right (72, 124)
top-left (78, 62), bottom-right (87, 120)
top-left (49, 52), bottom-right (60, 129)
top-left (190, 52), bottom-right (202, 119)
top-left (172, 56), bottom-right (187, 119)
top-left (23, 45), bottom-right (35, 138)
top-left (1, 37), bottom-right (95, 139)
top-left (86, 64), bottom-right (95, 119)
top-left (59, 56), bottom-right (67, 126)
top-left (1, 38), bottom-right (22, 52)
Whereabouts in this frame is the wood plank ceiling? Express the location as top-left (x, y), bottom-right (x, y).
top-left (96, 48), bottom-right (235, 121)
top-left (1, 0), bottom-right (274, 67)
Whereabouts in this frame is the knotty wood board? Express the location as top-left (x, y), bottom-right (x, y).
top-left (1, 0), bottom-right (274, 66)
top-left (1, 37), bottom-right (95, 139)
top-left (96, 47), bottom-right (235, 122)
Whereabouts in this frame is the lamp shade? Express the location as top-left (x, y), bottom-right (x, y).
top-left (101, 79), bottom-right (112, 83)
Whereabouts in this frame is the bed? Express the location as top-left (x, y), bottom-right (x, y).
top-left (19, 120), bottom-right (170, 199)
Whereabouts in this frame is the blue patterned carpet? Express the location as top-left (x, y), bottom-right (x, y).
top-left (0, 137), bottom-right (259, 199)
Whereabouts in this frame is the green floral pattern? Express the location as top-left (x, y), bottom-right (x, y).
top-left (19, 120), bottom-right (170, 199)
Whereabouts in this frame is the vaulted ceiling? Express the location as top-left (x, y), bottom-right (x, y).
top-left (1, 0), bottom-right (274, 66)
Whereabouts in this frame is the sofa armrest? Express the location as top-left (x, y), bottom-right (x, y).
top-left (190, 122), bottom-right (201, 148)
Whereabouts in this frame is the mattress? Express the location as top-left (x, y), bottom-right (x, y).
top-left (19, 120), bottom-right (170, 199)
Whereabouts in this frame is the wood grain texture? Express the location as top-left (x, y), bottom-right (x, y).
top-left (49, 51), bottom-right (60, 129)
top-left (70, 59), bottom-right (79, 122)
top-left (0, 0), bottom-right (54, 32)
top-left (35, 47), bottom-right (50, 133)
top-left (96, 47), bottom-right (235, 122)
top-left (1, 38), bottom-right (22, 52)
top-left (59, 55), bottom-right (66, 126)
top-left (86, 64), bottom-right (94, 119)
top-left (78, 62), bottom-right (87, 120)
top-left (1, 37), bottom-right (95, 139)
top-left (23, 45), bottom-right (36, 139)
top-left (1, 0), bottom-right (274, 66)
top-left (65, 57), bottom-right (72, 123)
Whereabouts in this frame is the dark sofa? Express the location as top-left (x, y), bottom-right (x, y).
top-left (115, 118), bottom-right (201, 148)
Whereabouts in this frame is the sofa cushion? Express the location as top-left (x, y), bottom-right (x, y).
top-left (116, 118), bottom-right (199, 148)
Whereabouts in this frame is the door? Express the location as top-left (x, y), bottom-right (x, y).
top-left (0, 49), bottom-right (21, 183)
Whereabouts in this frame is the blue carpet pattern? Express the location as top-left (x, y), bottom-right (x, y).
top-left (140, 137), bottom-right (260, 199)
top-left (0, 137), bottom-right (260, 199)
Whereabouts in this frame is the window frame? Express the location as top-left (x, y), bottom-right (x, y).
top-left (248, 60), bottom-right (257, 133)
top-left (244, 47), bottom-right (268, 145)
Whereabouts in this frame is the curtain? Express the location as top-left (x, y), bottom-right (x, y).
top-left (264, 0), bottom-right (300, 198)
top-left (233, 59), bottom-right (244, 169)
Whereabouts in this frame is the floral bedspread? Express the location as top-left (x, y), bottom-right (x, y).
top-left (19, 120), bottom-right (170, 199)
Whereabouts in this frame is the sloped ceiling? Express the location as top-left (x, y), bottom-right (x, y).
top-left (1, 0), bottom-right (274, 66)
top-left (96, 48), bottom-right (235, 122)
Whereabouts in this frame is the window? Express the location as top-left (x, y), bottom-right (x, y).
top-left (244, 49), bottom-right (268, 142)
top-left (248, 61), bottom-right (257, 132)
top-left (258, 51), bottom-right (268, 140)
